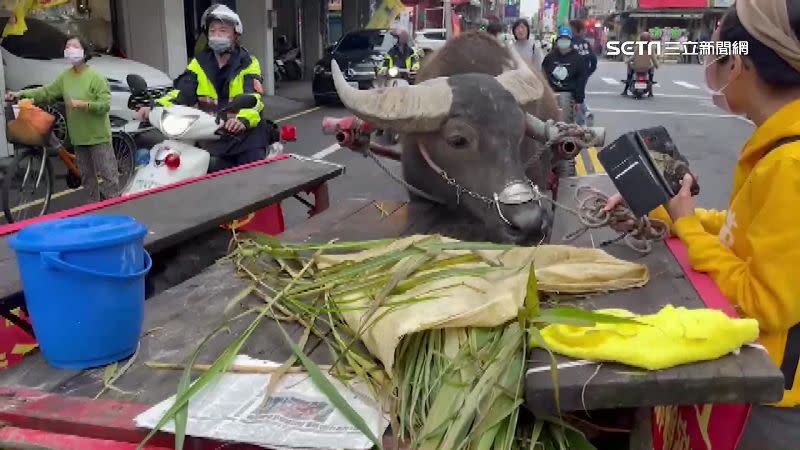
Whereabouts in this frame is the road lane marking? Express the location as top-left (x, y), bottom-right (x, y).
top-left (601, 77), bottom-right (621, 85)
top-left (10, 186), bottom-right (82, 213)
top-left (589, 108), bottom-right (745, 119)
top-left (673, 81), bottom-right (700, 89)
top-left (575, 153), bottom-right (587, 176)
top-left (586, 90), bottom-right (708, 99)
top-left (588, 147), bottom-right (605, 174)
top-left (275, 106), bottom-right (322, 123)
top-left (311, 143), bottom-right (341, 160)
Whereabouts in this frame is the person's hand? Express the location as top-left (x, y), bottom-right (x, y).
top-left (666, 174), bottom-right (695, 221)
top-left (135, 106), bottom-right (151, 121)
top-left (603, 193), bottom-right (625, 212)
top-left (574, 103), bottom-right (582, 112)
top-left (5, 91), bottom-right (18, 102)
top-left (224, 118), bottom-right (246, 134)
top-left (69, 99), bottom-right (89, 109)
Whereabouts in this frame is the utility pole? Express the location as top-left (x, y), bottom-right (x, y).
top-left (444, 0), bottom-right (453, 39)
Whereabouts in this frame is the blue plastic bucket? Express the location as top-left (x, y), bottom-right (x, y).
top-left (8, 216), bottom-right (151, 369)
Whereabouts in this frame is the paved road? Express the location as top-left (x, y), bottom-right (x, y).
top-left (4, 61), bottom-right (753, 231)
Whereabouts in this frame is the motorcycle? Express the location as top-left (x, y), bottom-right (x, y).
top-left (622, 71), bottom-right (656, 99)
top-left (122, 74), bottom-right (294, 196)
top-left (276, 47), bottom-right (303, 81)
top-left (372, 65), bottom-right (416, 145)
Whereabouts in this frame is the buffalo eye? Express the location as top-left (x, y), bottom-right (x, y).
top-left (447, 135), bottom-right (469, 149)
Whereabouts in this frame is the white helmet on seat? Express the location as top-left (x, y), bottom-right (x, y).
top-left (201, 4), bottom-right (243, 35)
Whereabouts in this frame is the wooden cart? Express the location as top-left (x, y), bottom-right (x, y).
top-left (0, 173), bottom-right (784, 449)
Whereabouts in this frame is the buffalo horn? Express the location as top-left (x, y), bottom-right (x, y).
top-left (495, 44), bottom-right (545, 109)
top-left (331, 60), bottom-right (452, 132)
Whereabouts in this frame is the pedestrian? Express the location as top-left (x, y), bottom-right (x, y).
top-left (511, 18), bottom-right (543, 68)
top-left (542, 26), bottom-right (588, 125)
top-left (486, 21), bottom-right (504, 40)
top-left (679, 31), bottom-right (689, 63)
top-left (6, 36), bottom-right (119, 203)
top-left (607, 2), bottom-right (800, 448)
top-left (570, 19), bottom-right (597, 125)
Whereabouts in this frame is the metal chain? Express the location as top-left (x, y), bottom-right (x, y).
top-left (365, 150), bottom-right (447, 205)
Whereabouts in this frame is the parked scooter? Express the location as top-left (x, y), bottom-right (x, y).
top-left (277, 47), bottom-right (303, 81)
top-left (122, 75), bottom-right (293, 196)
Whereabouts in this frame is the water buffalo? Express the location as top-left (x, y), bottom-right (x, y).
top-left (331, 31), bottom-right (564, 245)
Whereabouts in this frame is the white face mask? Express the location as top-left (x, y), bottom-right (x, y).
top-left (704, 55), bottom-right (735, 113)
top-left (64, 48), bottom-right (84, 65)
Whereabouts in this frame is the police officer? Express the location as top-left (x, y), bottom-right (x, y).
top-left (380, 29), bottom-right (420, 75)
top-left (136, 4), bottom-right (268, 172)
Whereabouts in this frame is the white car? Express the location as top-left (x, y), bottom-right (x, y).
top-left (0, 17), bottom-right (173, 139)
top-left (414, 28), bottom-right (447, 54)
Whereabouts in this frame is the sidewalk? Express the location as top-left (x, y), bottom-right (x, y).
top-left (266, 80), bottom-right (316, 121)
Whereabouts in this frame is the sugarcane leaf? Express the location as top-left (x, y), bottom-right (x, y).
top-left (469, 422), bottom-right (500, 450)
top-left (534, 307), bottom-right (646, 326)
top-left (528, 326), bottom-right (562, 417)
top-left (223, 285), bottom-right (255, 317)
top-left (525, 264), bottom-right (541, 316)
top-left (102, 363), bottom-right (118, 386)
top-left (563, 428), bottom-right (597, 450)
top-left (276, 321), bottom-right (382, 449)
top-left (139, 242), bottom-right (322, 450)
top-left (530, 419), bottom-right (544, 450)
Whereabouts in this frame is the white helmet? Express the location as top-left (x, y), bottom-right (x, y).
top-left (201, 4), bottom-right (243, 35)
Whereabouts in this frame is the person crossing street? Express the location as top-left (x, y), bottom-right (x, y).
top-left (570, 19), bottom-right (597, 126)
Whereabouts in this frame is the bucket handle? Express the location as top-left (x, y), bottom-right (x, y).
top-left (41, 251), bottom-right (152, 279)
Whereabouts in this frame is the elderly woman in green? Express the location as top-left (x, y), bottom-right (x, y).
top-left (6, 36), bottom-right (118, 202)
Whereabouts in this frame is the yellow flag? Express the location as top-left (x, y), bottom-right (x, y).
top-left (2, 0), bottom-right (33, 38)
top-left (366, 0), bottom-right (405, 29)
top-left (31, 0), bottom-right (69, 10)
top-left (2, 0), bottom-right (69, 38)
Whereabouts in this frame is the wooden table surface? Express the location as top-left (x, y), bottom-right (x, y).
top-left (0, 181), bottom-right (784, 415)
top-left (0, 155), bottom-right (344, 309)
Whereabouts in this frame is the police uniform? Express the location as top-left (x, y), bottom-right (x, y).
top-left (157, 46), bottom-right (268, 171)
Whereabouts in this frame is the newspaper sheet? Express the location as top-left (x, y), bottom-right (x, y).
top-left (135, 356), bottom-right (389, 450)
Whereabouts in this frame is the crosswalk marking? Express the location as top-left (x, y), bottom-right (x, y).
top-left (673, 80), bottom-right (700, 89)
top-left (601, 77), bottom-right (621, 86)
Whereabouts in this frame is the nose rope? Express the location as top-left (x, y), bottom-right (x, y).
top-left (550, 185), bottom-right (669, 254)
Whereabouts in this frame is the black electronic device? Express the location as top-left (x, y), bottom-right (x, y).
top-left (597, 126), bottom-right (699, 218)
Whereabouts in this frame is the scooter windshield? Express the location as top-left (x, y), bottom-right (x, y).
top-left (161, 112), bottom-right (200, 138)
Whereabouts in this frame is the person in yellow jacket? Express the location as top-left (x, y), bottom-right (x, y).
top-left (606, 2), bottom-right (800, 448)
top-left (136, 4), bottom-right (267, 172)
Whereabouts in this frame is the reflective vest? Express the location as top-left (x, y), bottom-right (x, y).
top-left (157, 51), bottom-right (264, 128)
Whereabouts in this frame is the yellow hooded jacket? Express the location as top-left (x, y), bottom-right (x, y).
top-left (652, 99), bottom-right (800, 407)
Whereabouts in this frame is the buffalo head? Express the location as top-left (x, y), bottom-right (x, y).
top-left (331, 42), bottom-right (552, 245)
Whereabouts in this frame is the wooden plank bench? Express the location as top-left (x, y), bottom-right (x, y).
top-left (526, 174), bottom-right (784, 415)
top-left (0, 155), bottom-right (344, 335)
top-left (0, 186), bottom-right (784, 447)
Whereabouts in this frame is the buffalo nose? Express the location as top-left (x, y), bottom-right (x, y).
top-left (504, 204), bottom-right (551, 237)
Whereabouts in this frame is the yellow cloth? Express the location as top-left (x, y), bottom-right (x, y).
top-left (315, 235), bottom-right (648, 374)
top-left (649, 99), bottom-right (800, 407)
top-left (539, 305), bottom-right (760, 371)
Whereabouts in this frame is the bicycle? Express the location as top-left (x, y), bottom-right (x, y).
top-left (2, 101), bottom-right (137, 224)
